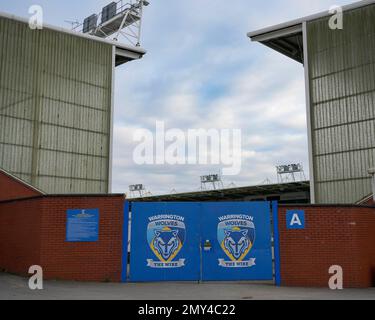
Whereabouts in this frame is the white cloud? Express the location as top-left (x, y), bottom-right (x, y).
top-left (110, 0), bottom-right (358, 195)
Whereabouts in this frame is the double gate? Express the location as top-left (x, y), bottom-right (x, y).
top-left (125, 202), bottom-right (279, 282)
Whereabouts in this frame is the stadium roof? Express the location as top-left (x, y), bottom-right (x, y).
top-left (0, 11), bottom-right (146, 66)
top-left (129, 181), bottom-right (310, 203)
top-left (247, 0), bottom-right (375, 63)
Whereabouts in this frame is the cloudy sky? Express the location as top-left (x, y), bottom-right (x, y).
top-left (1, 0), bottom-right (356, 195)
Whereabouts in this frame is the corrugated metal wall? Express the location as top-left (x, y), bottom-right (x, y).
top-left (0, 16), bottom-right (113, 194)
top-left (307, 5), bottom-right (375, 203)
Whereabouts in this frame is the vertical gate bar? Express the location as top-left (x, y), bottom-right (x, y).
top-left (121, 200), bottom-right (130, 282)
top-left (272, 201), bottom-right (281, 286)
top-left (199, 202), bottom-right (203, 283)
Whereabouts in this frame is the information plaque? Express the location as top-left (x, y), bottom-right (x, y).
top-left (66, 209), bottom-right (99, 242)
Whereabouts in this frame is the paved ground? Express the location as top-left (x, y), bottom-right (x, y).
top-left (1, 273), bottom-right (374, 300)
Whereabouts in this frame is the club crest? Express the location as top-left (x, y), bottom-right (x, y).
top-left (146, 215), bottom-right (186, 268)
top-left (217, 215), bottom-right (256, 268)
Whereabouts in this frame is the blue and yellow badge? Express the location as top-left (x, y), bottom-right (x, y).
top-left (146, 215), bottom-right (186, 268)
top-left (217, 215), bottom-right (256, 268)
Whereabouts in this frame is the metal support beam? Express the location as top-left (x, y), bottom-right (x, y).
top-left (302, 21), bottom-right (316, 204)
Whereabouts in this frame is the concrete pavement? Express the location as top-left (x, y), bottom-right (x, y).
top-left (1, 273), bottom-right (374, 300)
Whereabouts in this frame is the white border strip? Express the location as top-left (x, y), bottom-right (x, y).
top-left (302, 22), bottom-right (315, 204)
top-left (108, 46), bottom-right (116, 194)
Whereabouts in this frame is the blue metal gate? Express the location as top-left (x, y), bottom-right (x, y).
top-left (201, 202), bottom-right (273, 281)
top-left (128, 202), bottom-right (275, 282)
top-left (129, 202), bottom-right (201, 282)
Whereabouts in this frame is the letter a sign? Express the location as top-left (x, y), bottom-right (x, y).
top-left (286, 210), bottom-right (305, 229)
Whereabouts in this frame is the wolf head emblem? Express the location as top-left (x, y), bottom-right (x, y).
top-left (223, 228), bottom-right (251, 260)
top-left (152, 227), bottom-right (180, 261)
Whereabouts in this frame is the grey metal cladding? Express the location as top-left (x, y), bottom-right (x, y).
top-left (307, 4), bottom-right (375, 203)
top-left (0, 16), bottom-right (113, 194)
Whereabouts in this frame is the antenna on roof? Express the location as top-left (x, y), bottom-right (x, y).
top-left (226, 182), bottom-right (237, 189)
top-left (129, 184), bottom-right (145, 197)
top-left (200, 174), bottom-right (224, 191)
top-left (73, 0), bottom-right (150, 47)
top-left (64, 20), bottom-right (80, 29)
top-left (276, 163), bottom-right (306, 183)
top-left (260, 178), bottom-right (272, 185)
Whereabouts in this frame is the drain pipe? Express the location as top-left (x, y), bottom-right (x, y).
top-left (369, 168), bottom-right (375, 202)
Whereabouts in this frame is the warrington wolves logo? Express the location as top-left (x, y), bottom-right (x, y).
top-left (146, 215), bottom-right (186, 268)
top-left (217, 215), bottom-right (256, 268)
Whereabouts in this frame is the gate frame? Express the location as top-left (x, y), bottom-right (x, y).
top-left (121, 200), bottom-right (130, 282)
top-left (272, 201), bottom-right (281, 286)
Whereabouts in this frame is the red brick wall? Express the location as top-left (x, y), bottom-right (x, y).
top-left (0, 198), bottom-right (42, 275)
top-left (2, 197), bottom-right (375, 286)
top-left (278, 205), bottom-right (375, 288)
top-left (0, 170), bottom-right (42, 201)
top-left (39, 196), bottom-right (125, 282)
top-left (0, 195), bottom-right (125, 282)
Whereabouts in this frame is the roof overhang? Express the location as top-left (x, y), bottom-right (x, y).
top-left (115, 46), bottom-right (145, 66)
top-left (0, 11), bottom-right (146, 67)
top-left (250, 24), bottom-right (303, 63)
top-left (247, 0), bottom-right (375, 63)
top-left (129, 181), bottom-right (311, 202)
